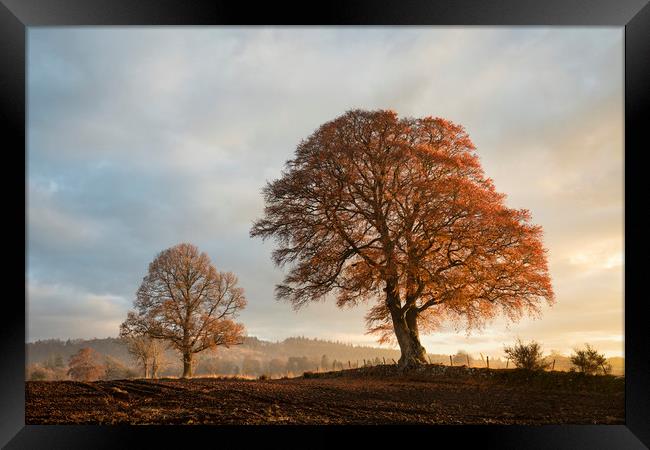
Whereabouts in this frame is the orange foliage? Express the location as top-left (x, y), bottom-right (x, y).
top-left (67, 347), bottom-right (106, 381)
top-left (251, 110), bottom-right (554, 361)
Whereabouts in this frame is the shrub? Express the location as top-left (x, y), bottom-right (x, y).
top-left (67, 348), bottom-right (106, 381)
top-left (27, 363), bottom-right (68, 381)
top-left (258, 374), bottom-right (269, 381)
top-left (503, 339), bottom-right (551, 371)
top-left (29, 367), bottom-right (48, 381)
top-left (570, 344), bottom-right (611, 375)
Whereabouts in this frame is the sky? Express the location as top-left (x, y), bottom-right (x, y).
top-left (27, 27), bottom-right (624, 358)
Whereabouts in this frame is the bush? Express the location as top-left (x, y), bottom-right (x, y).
top-left (570, 344), bottom-right (611, 375)
top-left (503, 339), bottom-right (551, 371)
top-left (257, 374), bottom-right (268, 381)
top-left (30, 367), bottom-right (48, 381)
top-left (27, 363), bottom-right (68, 381)
top-left (68, 347), bottom-right (106, 381)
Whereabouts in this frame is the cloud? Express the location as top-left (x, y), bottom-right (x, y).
top-left (27, 279), bottom-right (129, 341)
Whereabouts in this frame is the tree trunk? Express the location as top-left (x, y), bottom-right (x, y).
top-left (390, 306), bottom-right (428, 369)
top-left (182, 352), bottom-right (193, 378)
top-left (143, 362), bottom-right (149, 379)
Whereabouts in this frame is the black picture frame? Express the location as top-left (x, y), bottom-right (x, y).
top-left (2, 0), bottom-right (647, 448)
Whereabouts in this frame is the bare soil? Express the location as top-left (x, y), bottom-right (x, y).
top-left (25, 365), bottom-right (624, 425)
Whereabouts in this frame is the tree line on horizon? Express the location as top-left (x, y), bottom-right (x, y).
top-left (26, 335), bottom-right (621, 381)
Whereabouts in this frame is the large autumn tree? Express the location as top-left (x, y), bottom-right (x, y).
top-left (120, 243), bottom-right (247, 378)
top-left (251, 110), bottom-right (554, 368)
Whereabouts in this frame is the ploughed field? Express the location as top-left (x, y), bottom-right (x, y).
top-left (26, 365), bottom-right (624, 425)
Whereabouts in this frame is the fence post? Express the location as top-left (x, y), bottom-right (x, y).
top-left (348, 360), bottom-right (351, 369)
top-left (467, 354), bottom-right (470, 367)
top-left (506, 359), bottom-right (509, 369)
top-left (486, 356), bottom-right (489, 369)
top-left (450, 355), bottom-right (453, 366)
top-left (552, 359), bottom-right (555, 371)
top-left (383, 357), bottom-right (386, 365)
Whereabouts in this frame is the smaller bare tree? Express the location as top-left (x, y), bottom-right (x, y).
top-left (67, 348), bottom-right (106, 381)
top-left (104, 355), bottom-right (138, 379)
top-left (119, 332), bottom-right (168, 379)
top-left (503, 339), bottom-right (551, 371)
top-left (149, 340), bottom-right (168, 378)
top-left (570, 344), bottom-right (611, 375)
top-left (120, 243), bottom-right (247, 378)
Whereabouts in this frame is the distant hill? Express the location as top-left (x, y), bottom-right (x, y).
top-left (25, 336), bottom-right (624, 379)
top-left (27, 337), bottom-right (131, 366)
top-left (26, 336), bottom-right (405, 377)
